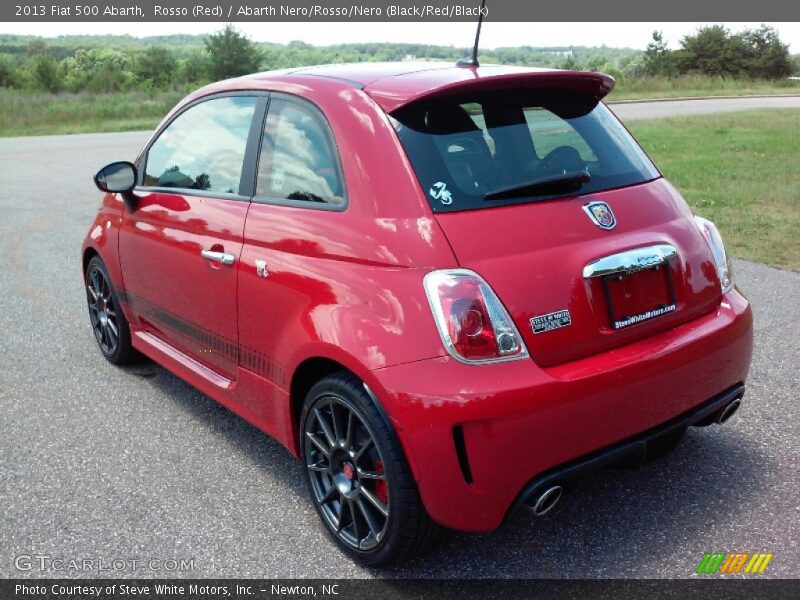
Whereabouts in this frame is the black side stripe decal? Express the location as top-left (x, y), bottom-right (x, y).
top-left (118, 291), bottom-right (287, 385)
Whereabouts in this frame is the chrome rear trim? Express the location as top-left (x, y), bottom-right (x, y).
top-left (583, 244), bottom-right (678, 279)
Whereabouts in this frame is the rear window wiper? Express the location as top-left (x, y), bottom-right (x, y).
top-left (484, 171), bottom-right (591, 201)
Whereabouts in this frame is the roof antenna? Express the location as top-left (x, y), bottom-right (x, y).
top-left (456, 0), bottom-right (487, 68)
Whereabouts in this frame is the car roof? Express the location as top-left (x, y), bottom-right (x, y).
top-left (290, 61), bottom-right (458, 86)
top-left (202, 62), bottom-right (615, 113)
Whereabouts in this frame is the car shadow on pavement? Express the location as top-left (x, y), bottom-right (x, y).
top-left (122, 360), bottom-right (308, 496)
top-left (123, 361), bottom-right (769, 578)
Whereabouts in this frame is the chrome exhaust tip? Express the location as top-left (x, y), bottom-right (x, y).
top-left (529, 485), bottom-right (563, 517)
top-left (717, 398), bottom-right (741, 425)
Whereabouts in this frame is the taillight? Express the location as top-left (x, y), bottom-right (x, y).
top-left (694, 216), bottom-right (734, 293)
top-left (423, 269), bottom-right (528, 364)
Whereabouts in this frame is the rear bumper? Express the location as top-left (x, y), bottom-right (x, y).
top-left (365, 289), bottom-right (753, 532)
top-left (511, 383), bottom-right (744, 517)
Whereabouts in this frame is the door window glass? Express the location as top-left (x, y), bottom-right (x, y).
top-left (144, 96), bottom-right (257, 195)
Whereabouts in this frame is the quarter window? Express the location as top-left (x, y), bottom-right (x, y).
top-left (144, 96), bottom-right (258, 195)
top-left (256, 99), bottom-right (345, 206)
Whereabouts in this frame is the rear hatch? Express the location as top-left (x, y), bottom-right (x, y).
top-left (387, 74), bottom-right (722, 367)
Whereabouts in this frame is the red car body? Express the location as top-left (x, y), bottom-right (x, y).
top-left (82, 63), bottom-right (753, 534)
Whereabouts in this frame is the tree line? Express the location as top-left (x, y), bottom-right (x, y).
top-left (0, 24), bottom-right (796, 94)
top-left (641, 25), bottom-right (795, 79)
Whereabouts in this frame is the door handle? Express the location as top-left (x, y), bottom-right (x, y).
top-left (201, 249), bottom-right (235, 266)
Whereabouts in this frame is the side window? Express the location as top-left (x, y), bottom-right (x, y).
top-left (144, 96), bottom-right (258, 195)
top-left (524, 107), bottom-right (597, 162)
top-left (256, 98), bottom-right (345, 206)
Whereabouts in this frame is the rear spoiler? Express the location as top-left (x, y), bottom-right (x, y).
top-left (365, 68), bottom-right (615, 113)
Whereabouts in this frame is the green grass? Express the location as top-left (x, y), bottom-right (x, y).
top-left (0, 88), bottom-right (189, 136)
top-left (628, 109), bottom-right (800, 270)
top-left (609, 75), bottom-right (799, 101)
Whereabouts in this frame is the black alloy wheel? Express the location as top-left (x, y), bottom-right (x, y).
top-left (304, 394), bottom-right (390, 551)
top-left (300, 372), bottom-right (440, 566)
top-left (85, 256), bottom-right (136, 364)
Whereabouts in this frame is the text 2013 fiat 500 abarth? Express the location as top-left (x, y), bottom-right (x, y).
top-left (83, 63), bottom-right (753, 565)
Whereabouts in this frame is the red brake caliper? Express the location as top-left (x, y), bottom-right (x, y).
top-left (374, 459), bottom-right (388, 504)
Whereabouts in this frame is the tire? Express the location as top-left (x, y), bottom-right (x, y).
top-left (85, 255), bottom-right (137, 365)
top-left (300, 372), bottom-right (440, 566)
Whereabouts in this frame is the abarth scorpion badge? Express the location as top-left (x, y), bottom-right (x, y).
top-left (583, 201), bottom-right (616, 230)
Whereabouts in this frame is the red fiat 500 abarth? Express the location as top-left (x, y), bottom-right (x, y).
top-left (83, 63), bottom-right (753, 565)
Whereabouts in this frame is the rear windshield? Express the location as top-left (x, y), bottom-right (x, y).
top-left (391, 88), bottom-right (660, 212)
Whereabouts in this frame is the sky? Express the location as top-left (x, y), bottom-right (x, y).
top-left (2, 22), bottom-right (799, 52)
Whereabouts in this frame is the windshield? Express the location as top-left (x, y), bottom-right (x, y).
top-left (391, 88), bottom-right (660, 212)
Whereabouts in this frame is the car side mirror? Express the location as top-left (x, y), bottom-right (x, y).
top-left (94, 161), bottom-right (137, 193)
top-left (94, 161), bottom-right (139, 211)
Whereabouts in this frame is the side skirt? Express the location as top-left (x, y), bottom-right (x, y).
top-left (132, 330), bottom-right (297, 456)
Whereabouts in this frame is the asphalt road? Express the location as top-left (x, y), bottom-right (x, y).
top-left (1, 99), bottom-right (799, 579)
top-left (610, 95), bottom-right (800, 120)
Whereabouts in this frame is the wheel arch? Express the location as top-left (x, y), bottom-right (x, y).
top-left (82, 246), bottom-right (100, 280)
top-left (286, 352), bottom-right (423, 492)
top-left (289, 356), bottom-right (365, 454)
